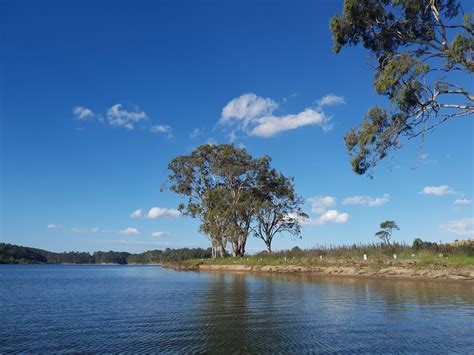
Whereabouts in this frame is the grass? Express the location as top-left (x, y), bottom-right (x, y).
top-left (187, 241), bottom-right (474, 269)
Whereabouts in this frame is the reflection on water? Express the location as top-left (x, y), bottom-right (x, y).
top-left (196, 272), bottom-right (474, 353)
top-left (0, 265), bottom-right (473, 353)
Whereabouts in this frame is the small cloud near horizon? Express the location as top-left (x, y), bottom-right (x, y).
top-left (151, 231), bottom-right (170, 237)
top-left (119, 227), bottom-right (141, 235)
top-left (419, 185), bottom-right (456, 196)
top-left (440, 218), bottom-right (474, 236)
top-left (454, 198), bottom-right (472, 206)
top-left (47, 224), bottom-right (62, 229)
top-left (131, 207), bottom-right (181, 219)
top-left (343, 193), bottom-right (390, 207)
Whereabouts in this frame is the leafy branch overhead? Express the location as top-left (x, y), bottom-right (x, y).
top-left (331, 0), bottom-right (473, 176)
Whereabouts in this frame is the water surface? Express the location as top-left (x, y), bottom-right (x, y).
top-left (1, 265), bottom-right (473, 353)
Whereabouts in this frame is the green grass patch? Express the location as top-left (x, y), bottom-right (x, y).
top-left (194, 252), bottom-right (474, 268)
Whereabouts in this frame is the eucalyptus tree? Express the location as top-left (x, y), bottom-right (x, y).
top-left (208, 145), bottom-right (259, 257)
top-left (331, 0), bottom-right (473, 176)
top-left (253, 163), bottom-right (308, 253)
top-left (166, 144), bottom-right (223, 255)
top-left (375, 220), bottom-right (399, 245)
top-left (199, 187), bottom-right (231, 258)
top-left (166, 144), bottom-right (258, 257)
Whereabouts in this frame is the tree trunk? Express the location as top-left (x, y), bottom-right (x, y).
top-left (265, 234), bottom-right (272, 254)
top-left (231, 240), bottom-right (239, 257)
top-left (236, 237), bottom-right (245, 257)
top-left (266, 242), bottom-right (272, 254)
top-left (219, 244), bottom-right (226, 258)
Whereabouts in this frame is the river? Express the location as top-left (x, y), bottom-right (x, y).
top-left (1, 265), bottom-right (473, 353)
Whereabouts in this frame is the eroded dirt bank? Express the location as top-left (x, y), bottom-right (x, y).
top-left (162, 262), bottom-right (474, 282)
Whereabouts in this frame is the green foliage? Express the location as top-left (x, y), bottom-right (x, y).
top-left (166, 144), bottom-right (259, 257)
top-left (127, 248), bottom-right (212, 264)
top-left (166, 144), bottom-right (306, 257)
top-left (0, 243), bottom-right (212, 265)
top-left (253, 161), bottom-right (307, 253)
top-left (331, 0), bottom-right (473, 176)
top-left (375, 220), bottom-right (399, 245)
top-left (412, 238), bottom-right (438, 251)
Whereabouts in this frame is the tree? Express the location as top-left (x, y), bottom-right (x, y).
top-left (199, 187), bottom-right (232, 258)
top-left (166, 144), bottom-right (260, 257)
top-left (375, 220), bottom-right (399, 245)
top-left (331, 0), bottom-right (473, 176)
top-left (253, 163), bottom-right (307, 253)
top-left (166, 144), bottom-right (307, 257)
top-left (210, 145), bottom-right (260, 257)
top-left (166, 144), bottom-right (227, 257)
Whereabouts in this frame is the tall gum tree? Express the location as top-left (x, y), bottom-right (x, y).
top-left (166, 144), bottom-right (259, 257)
top-left (166, 144), bottom-right (307, 257)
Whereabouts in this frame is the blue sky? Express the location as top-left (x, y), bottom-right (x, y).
top-left (1, 0), bottom-right (473, 253)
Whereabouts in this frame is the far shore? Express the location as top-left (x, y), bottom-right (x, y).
top-left (162, 261), bottom-right (474, 282)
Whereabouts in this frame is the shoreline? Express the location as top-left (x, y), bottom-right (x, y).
top-left (162, 262), bottom-right (474, 282)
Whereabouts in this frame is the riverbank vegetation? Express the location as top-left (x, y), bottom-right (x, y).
top-left (0, 243), bottom-right (211, 264)
top-left (164, 240), bottom-right (474, 271)
top-left (3, 240), bottom-right (472, 274)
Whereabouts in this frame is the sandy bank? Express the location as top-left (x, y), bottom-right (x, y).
top-left (163, 262), bottom-right (474, 282)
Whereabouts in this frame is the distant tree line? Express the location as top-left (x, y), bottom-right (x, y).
top-left (166, 144), bottom-right (307, 257)
top-left (0, 243), bottom-right (212, 264)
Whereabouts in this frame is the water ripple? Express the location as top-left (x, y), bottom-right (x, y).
top-left (0, 265), bottom-right (473, 353)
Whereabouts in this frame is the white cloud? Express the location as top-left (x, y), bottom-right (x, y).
top-left (419, 185), bottom-right (456, 196)
top-left (304, 196), bottom-right (349, 225)
top-left (147, 207), bottom-right (181, 219)
top-left (316, 94), bottom-right (346, 107)
top-left (74, 103), bottom-right (171, 134)
top-left (219, 93), bottom-right (345, 138)
top-left (107, 104), bottom-right (148, 129)
top-left (130, 209), bottom-right (143, 219)
top-left (343, 193), bottom-right (390, 207)
top-left (47, 224), bottom-right (62, 229)
top-left (250, 109), bottom-right (329, 137)
top-left (440, 218), bottom-right (474, 236)
top-left (119, 227), bottom-right (141, 235)
top-left (304, 210), bottom-right (349, 225)
top-left (150, 124), bottom-right (172, 134)
top-left (71, 226), bottom-right (101, 233)
top-left (308, 196), bottom-right (336, 214)
top-left (73, 106), bottom-right (94, 120)
top-left (454, 198), bottom-right (472, 206)
top-left (99, 239), bottom-right (171, 247)
top-left (318, 210), bottom-right (349, 224)
top-left (220, 93), bottom-right (278, 128)
top-left (151, 231), bottom-right (170, 237)
top-left (132, 207), bottom-right (181, 219)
